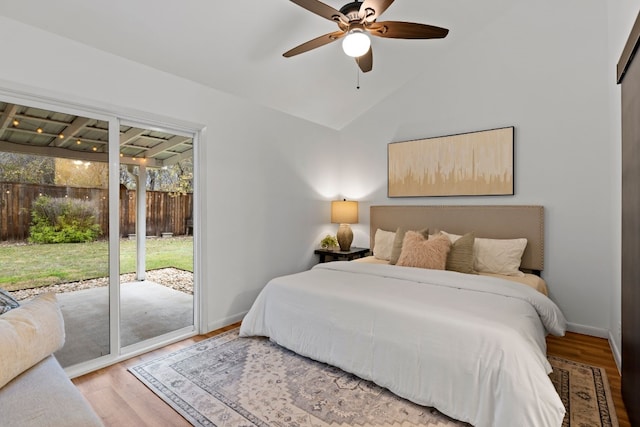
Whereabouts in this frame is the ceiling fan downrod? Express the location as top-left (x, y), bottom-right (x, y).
top-left (339, 1), bottom-right (364, 20)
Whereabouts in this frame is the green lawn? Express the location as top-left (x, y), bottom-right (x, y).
top-left (0, 236), bottom-right (193, 291)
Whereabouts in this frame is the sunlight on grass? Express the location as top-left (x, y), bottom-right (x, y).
top-left (0, 236), bottom-right (193, 291)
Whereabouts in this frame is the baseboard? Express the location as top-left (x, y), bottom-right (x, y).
top-left (566, 322), bottom-right (609, 338)
top-left (206, 311), bottom-right (247, 333)
top-left (608, 331), bottom-right (622, 375)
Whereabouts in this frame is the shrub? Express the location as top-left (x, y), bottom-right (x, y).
top-left (29, 196), bottom-right (101, 244)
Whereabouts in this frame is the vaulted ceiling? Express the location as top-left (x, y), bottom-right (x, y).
top-left (0, 0), bottom-right (513, 130)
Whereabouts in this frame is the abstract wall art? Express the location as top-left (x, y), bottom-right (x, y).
top-left (388, 127), bottom-right (514, 197)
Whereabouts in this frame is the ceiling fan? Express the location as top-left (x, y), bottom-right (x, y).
top-left (283, 0), bottom-right (449, 73)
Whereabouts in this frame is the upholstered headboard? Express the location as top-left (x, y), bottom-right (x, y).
top-left (370, 205), bottom-right (544, 272)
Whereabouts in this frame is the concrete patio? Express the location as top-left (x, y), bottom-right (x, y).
top-left (54, 281), bottom-right (193, 367)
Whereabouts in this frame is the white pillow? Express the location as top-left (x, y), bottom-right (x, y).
top-left (0, 293), bottom-right (65, 389)
top-left (442, 231), bottom-right (527, 277)
top-left (373, 229), bottom-right (396, 261)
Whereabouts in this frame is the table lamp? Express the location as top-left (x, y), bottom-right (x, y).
top-left (331, 199), bottom-right (358, 251)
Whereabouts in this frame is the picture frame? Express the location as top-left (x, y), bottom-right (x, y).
top-left (388, 127), bottom-right (514, 197)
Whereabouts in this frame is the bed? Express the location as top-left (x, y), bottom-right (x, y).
top-left (240, 205), bottom-right (567, 427)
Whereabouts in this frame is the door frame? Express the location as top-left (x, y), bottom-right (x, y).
top-left (116, 118), bottom-right (200, 358)
top-left (0, 84), bottom-right (206, 378)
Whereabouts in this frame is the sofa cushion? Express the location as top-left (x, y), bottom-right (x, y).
top-left (0, 355), bottom-right (104, 426)
top-left (0, 292), bottom-right (65, 389)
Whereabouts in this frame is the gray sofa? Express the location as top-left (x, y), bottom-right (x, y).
top-left (0, 291), bottom-right (103, 427)
top-left (0, 355), bottom-right (103, 426)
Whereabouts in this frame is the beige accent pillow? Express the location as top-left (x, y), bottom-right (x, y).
top-left (389, 227), bottom-right (429, 265)
top-left (442, 231), bottom-right (476, 274)
top-left (373, 229), bottom-right (396, 261)
top-left (396, 232), bottom-right (451, 270)
top-left (0, 293), bottom-right (65, 389)
top-left (443, 231), bottom-right (527, 277)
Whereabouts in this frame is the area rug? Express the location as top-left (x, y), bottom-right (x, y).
top-left (129, 328), bottom-right (618, 427)
top-left (548, 355), bottom-right (618, 427)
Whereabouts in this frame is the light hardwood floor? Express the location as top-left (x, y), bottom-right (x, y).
top-left (73, 326), bottom-right (630, 427)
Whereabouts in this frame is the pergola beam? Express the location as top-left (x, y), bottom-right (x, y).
top-left (120, 128), bottom-right (146, 146)
top-left (0, 139), bottom-right (162, 167)
top-left (162, 148), bottom-right (193, 167)
top-left (143, 135), bottom-right (191, 159)
top-left (120, 156), bottom-right (161, 168)
top-left (0, 104), bottom-right (18, 137)
top-left (53, 116), bottom-right (92, 147)
top-left (0, 140), bottom-right (108, 162)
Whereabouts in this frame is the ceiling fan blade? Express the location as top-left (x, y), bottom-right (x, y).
top-left (283, 30), bottom-right (345, 57)
top-left (368, 21), bottom-right (449, 39)
top-left (356, 47), bottom-right (373, 73)
top-left (359, 0), bottom-right (395, 22)
top-left (289, 0), bottom-right (348, 24)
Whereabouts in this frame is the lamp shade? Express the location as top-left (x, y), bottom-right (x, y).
top-left (331, 200), bottom-right (358, 224)
top-left (342, 30), bottom-right (371, 58)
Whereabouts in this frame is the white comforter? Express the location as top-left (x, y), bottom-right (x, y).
top-left (240, 261), bottom-right (567, 427)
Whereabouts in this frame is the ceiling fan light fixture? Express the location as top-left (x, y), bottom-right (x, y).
top-left (342, 29), bottom-right (370, 57)
top-left (282, 0), bottom-right (449, 73)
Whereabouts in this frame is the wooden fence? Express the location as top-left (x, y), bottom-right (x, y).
top-left (0, 182), bottom-right (193, 242)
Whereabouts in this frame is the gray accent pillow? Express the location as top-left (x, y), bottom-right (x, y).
top-left (445, 232), bottom-right (476, 274)
top-left (0, 288), bottom-right (20, 315)
top-left (389, 227), bottom-right (429, 265)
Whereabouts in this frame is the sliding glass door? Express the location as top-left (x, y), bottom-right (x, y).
top-left (0, 101), bottom-right (111, 367)
top-left (0, 98), bottom-right (197, 372)
top-left (118, 122), bottom-right (194, 349)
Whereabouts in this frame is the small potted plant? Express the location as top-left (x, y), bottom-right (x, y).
top-left (320, 234), bottom-right (339, 251)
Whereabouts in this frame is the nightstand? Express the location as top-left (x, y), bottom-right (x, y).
top-left (314, 247), bottom-right (370, 263)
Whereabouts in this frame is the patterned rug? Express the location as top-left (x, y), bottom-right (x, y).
top-left (548, 356), bottom-right (618, 427)
top-left (129, 328), bottom-right (618, 427)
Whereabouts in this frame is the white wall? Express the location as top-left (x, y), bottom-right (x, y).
top-left (0, 16), bottom-right (341, 331)
top-left (341, 1), bottom-right (618, 339)
top-left (2, 0), bottom-right (638, 359)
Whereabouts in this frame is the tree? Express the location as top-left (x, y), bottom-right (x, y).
top-left (54, 159), bottom-right (108, 188)
top-left (120, 165), bottom-right (135, 189)
top-left (120, 158), bottom-right (193, 193)
top-left (0, 153), bottom-right (55, 184)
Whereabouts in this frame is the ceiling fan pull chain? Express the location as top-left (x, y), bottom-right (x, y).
top-left (356, 60), bottom-right (361, 90)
